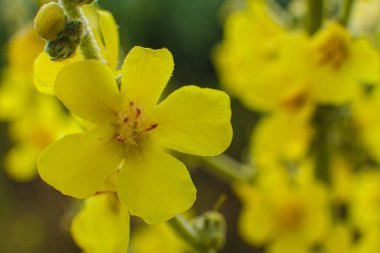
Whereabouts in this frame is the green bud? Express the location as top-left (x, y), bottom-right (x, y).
top-left (192, 211), bottom-right (226, 250)
top-left (34, 2), bottom-right (66, 41)
top-left (45, 37), bottom-right (77, 60)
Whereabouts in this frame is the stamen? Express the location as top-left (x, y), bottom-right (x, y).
top-left (136, 108), bottom-right (141, 118)
top-left (123, 116), bottom-right (129, 123)
top-left (142, 123), bottom-right (158, 133)
top-left (129, 101), bottom-right (135, 107)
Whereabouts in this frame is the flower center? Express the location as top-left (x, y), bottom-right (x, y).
top-left (316, 32), bottom-right (348, 70)
top-left (115, 101), bottom-right (158, 146)
top-left (276, 200), bottom-right (304, 230)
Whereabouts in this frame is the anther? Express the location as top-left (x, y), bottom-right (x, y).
top-left (136, 108), bottom-right (141, 118)
top-left (142, 123), bottom-right (158, 133)
top-left (129, 101), bottom-right (134, 107)
top-left (123, 116), bottom-right (129, 123)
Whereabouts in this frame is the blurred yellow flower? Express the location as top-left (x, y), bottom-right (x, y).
top-left (215, 1), bottom-right (379, 111)
top-left (5, 96), bottom-right (81, 182)
top-left (214, 0), bottom-right (308, 112)
top-left (301, 21), bottom-right (380, 105)
top-left (7, 24), bottom-right (44, 73)
top-left (235, 170), bottom-right (331, 253)
top-left (71, 193), bottom-right (130, 253)
top-left (0, 25), bottom-right (44, 120)
top-left (38, 46), bottom-right (232, 224)
top-left (250, 103), bottom-right (314, 169)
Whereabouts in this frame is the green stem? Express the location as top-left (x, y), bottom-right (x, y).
top-left (306, 0), bottom-right (323, 35)
top-left (340, 0), bottom-right (355, 26)
top-left (168, 215), bottom-right (214, 253)
top-left (198, 154), bottom-right (255, 183)
top-left (60, 0), bottom-right (105, 61)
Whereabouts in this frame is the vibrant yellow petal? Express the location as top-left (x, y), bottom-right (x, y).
top-left (98, 10), bottom-right (120, 70)
top-left (34, 52), bottom-right (81, 94)
top-left (151, 85), bottom-right (232, 156)
top-left (121, 47), bottom-right (174, 110)
top-left (54, 60), bottom-right (121, 124)
top-left (346, 38), bottom-right (380, 84)
top-left (38, 125), bottom-right (123, 198)
top-left (71, 194), bottom-right (130, 253)
top-left (117, 146), bottom-right (196, 224)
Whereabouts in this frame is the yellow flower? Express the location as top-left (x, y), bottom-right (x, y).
top-left (37, 46), bottom-right (233, 224)
top-left (216, 1), bottom-right (379, 111)
top-left (0, 25), bottom-right (44, 120)
top-left (34, 7), bottom-right (120, 94)
top-left (7, 24), bottom-right (44, 73)
top-left (214, 0), bottom-right (309, 112)
top-left (71, 193), bottom-right (129, 253)
top-left (5, 96), bottom-right (81, 182)
top-left (0, 68), bottom-right (35, 121)
top-left (235, 170), bottom-right (330, 253)
top-left (250, 103), bottom-right (314, 169)
top-left (299, 21), bottom-right (379, 104)
top-left (130, 223), bottom-right (192, 253)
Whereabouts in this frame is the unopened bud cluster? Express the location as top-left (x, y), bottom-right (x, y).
top-left (34, 0), bottom-right (95, 60)
top-left (192, 211), bottom-right (226, 251)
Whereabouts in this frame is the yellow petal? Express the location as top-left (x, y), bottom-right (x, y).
top-left (346, 38), bottom-right (380, 84)
top-left (38, 125), bottom-right (123, 198)
top-left (117, 146), bottom-right (196, 224)
top-left (151, 85), bottom-right (232, 156)
top-left (34, 52), bottom-right (81, 94)
top-left (71, 194), bottom-right (130, 253)
top-left (98, 10), bottom-right (120, 70)
top-left (54, 60), bottom-right (121, 124)
top-left (121, 47), bottom-right (174, 110)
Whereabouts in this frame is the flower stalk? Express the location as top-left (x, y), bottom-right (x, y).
top-left (340, 0), bottom-right (355, 26)
top-left (168, 215), bottom-right (216, 253)
top-left (198, 154), bottom-right (256, 183)
top-left (306, 0), bottom-right (323, 35)
top-left (59, 0), bottom-right (105, 61)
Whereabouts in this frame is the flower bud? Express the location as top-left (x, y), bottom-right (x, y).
top-left (34, 2), bottom-right (66, 41)
top-left (192, 211), bottom-right (226, 250)
top-left (45, 37), bottom-right (77, 60)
